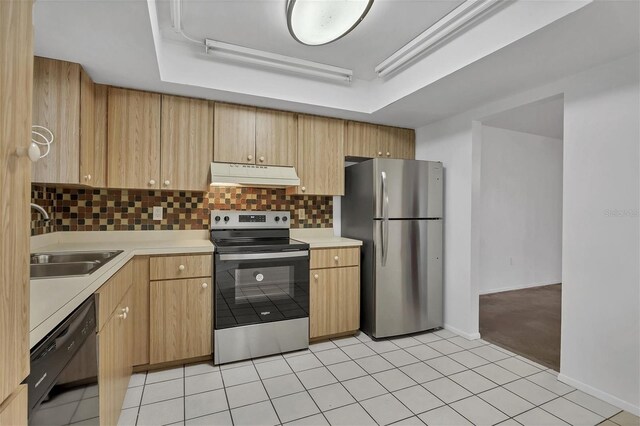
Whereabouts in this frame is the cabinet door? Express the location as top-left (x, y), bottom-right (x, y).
top-left (131, 256), bottom-right (149, 366)
top-left (149, 278), bottom-right (212, 364)
top-left (395, 128), bottom-right (415, 159)
top-left (107, 87), bottom-right (161, 189)
top-left (255, 109), bottom-right (297, 166)
top-left (161, 95), bottom-right (214, 191)
top-left (345, 121), bottom-right (379, 158)
top-left (32, 56), bottom-right (81, 184)
top-left (214, 103), bottom-right (256, 164)
top-left (310, 266), bottom-right (360, 339)
top-left (0, 0), bottom-right (32, 405)
top-left (98, 298), bottom-right (130, 426)
top-left (0, 385), bottom-right (27, 426)
top-left (79, 72), bottom-right (107, 187)
top-left (293, 115), bottom-right (344, 196)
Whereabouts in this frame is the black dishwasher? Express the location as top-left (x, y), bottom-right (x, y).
top-left (27, 296), bottom-right (99, 425)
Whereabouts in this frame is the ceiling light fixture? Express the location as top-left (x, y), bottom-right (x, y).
top-left (286, 0), bottom-right (374, 46)
top-left (375, 0), bottom-right (500, 78)
top-left (205, 39), bottom-right (353, 83)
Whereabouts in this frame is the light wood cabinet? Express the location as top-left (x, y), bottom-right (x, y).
top-left (0, 385), bottom-right (27, 426)
top-left (255, 108), bottom-right (297, 166)
top-left (80, 71), bottom-right (108, 187)
top-left (131, 256), bottom-right (150, 366)
top-left (149, 278), bottom-right (213, 364)
top-left (32, 56), bottom-right (81, 184)
top-left (290, 114), bottom-right (344, 196)
top-left (214, 103), bottom-right (297, 168)
top-left (98, 287), bottom-right (133, 426)
top-left (379, 126), bottom-right (415, 159)
top-left (95, 260), bottom-right (134, 332)
top-left (161, 95), bottom-right (214, 191)
top-left (107, 87), bottom-right (161, 189)
top-left (149, 254), bottom-right (212, 281)
top-left (310, 266), bottom-right (360, 339)
top-left (0, 0), bottom-right (32, 408)
top-left (345, 121), bottom-right (381, 158)
top-left (310, 247), bottom-right (360, 269)
top-left (214, 103), bottom-right (256, 164)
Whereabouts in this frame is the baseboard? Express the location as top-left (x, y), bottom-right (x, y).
top-left (479, 282), bottom-right (562, 295)
top-left (444, 323), bottom-right (481, 340)
top-left (557, 373), bottom-right (640, 416)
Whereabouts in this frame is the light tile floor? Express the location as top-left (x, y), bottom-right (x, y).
top-left (119, 330), bottom-right (639, 426)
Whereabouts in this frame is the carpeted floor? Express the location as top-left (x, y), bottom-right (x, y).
top-left (479, 283), bottom-right (561, 371)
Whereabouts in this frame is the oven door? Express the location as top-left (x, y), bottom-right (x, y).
top-left (215, 250), bottom-right (309, 329)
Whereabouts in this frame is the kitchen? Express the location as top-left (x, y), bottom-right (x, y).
top-left (1, 1), bottom-right (638, 426)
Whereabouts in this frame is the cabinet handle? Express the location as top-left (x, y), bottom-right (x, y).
top-left (334, 255), bottom-right (339, 262)
top-left (259, 156), bottom-right (265, 163)
top-left (301, 186), bottom-right (306, 192)
top-left (121, 307), bottom-right (129, 314)
top-left (164, 180), bottom-right (170, 186)
top-left (247, 154), bottom-right (253, 161)
top-left (118, 312), bottom-right (127, 320)
top-left (386, 152), bottom-right (391, 157)
top-left (178, 264), bottom-right (185, 271)
top-left (314, 274), bottom-right (319, 280)
top-left (84, 174), bottom-right (92, 181)
top-left (201, 282), bottom-right (208, 289)
top-left (149, 179), bottom-right (156, 186)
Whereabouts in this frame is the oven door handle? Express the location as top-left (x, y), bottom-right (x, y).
top-left (218, 251), bottom-right (309, 261)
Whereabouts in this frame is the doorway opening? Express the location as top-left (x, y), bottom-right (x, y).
top-left (476, 95), bottom-right (564, 371)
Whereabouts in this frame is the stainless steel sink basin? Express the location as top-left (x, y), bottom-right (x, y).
top-left (30, 250), bottom-right (123, 280)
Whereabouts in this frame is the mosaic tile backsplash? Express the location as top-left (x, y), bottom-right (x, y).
top-left (31, 186), bottom-right (332, 236)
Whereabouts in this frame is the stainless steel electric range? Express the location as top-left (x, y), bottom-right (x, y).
top-left (210, 210), bottom-right (310, 364)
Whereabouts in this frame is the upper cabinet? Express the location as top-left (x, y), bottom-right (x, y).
top-left (290, 115), bottom-right (344, 196)
top-left (214, 103), bottom-right (297, 167)
top-left (107, 87), bottom-right (161, 189)
top-left (79, 71), bottom-right (108, 187)
top-left (161, 95), bottom-right (213, 191)
top-left (345, 121), bottom-right (416, 160)
top-left (32, 57), bottom-right (81, 184)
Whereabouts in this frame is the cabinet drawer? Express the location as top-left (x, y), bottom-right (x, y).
top-left (310, 247), bottom-right (359, 269)
top-left (150, 254), bottom-right (212, 280)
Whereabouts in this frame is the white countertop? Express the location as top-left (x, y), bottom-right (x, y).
top-left (30, 231), bottom-right (213, 349)
top-left (290, 228), bottom-right (362, 248)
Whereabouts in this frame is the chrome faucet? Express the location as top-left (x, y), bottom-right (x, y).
top-left (30, 203), bottom-right (50, 222)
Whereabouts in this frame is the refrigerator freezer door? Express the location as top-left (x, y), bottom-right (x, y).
top-left (372, 219), bottom-right (443, 338)
top-left (374, 159), bottom-right (443, 219)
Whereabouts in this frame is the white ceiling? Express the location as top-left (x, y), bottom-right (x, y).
top-left (157, 0), bottom-right (465, 81)
top-left (483, 96), bottom-right (564, 139)
top-left (32, 0), bottom-right (639, 129)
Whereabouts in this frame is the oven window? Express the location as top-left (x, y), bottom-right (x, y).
top-left (215, 255), bottom-right (309, 329)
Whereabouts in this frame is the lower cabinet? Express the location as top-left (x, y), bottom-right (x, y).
top-left (98, 286), bottom-right (134, 426)
top-left (131, 256), bottom-right (150, 366)
top-left (309, 248), bottom-right (361, 340)
top-left (149, 278), bottom-right (213, 364)
top-left (0, 385), bottom-right (27, 426)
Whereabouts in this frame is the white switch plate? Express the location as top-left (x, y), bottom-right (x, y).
top-left (153, 206), bottom-right (163, 221)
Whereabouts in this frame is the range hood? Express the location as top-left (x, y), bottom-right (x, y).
top-left (211, 162), bottom-right (300, 187)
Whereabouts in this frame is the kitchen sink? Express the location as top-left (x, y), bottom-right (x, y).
top-left (30, 250), bottom-right (123, 279)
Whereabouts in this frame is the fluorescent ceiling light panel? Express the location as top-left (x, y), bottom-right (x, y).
top-left (205, 39), bottom-right (353, 83)
top-left (375, 0), bottom-right (501, 77)
top-left (287, 0), bottom-right (374, 46)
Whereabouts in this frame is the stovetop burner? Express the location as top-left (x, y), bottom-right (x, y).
top-left (210, 211), bottom-right (309, 253)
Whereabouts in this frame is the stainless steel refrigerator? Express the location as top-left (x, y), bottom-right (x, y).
top-left (342, 158), bottom-right (443, 338)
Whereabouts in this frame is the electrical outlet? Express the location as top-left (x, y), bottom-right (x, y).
top-left (153, 206), bottom-right (163, 221)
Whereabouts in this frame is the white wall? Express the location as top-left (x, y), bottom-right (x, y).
top-left (415, 53), bottom-right (639, 414)
top-left (479, 126), bottom-right (563, 294)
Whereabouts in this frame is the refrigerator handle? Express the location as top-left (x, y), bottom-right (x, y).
top-left (381, 171), bottom-right (389, 266)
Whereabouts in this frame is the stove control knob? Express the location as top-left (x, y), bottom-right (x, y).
top-left (282, 216), bottom-right (288, 222)
top-left (214, 216), bottom-right (221, 222)
top-left (224, 216), bottom-right (230, 222)
top-left (274, 216), bottom-right (280, 222)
